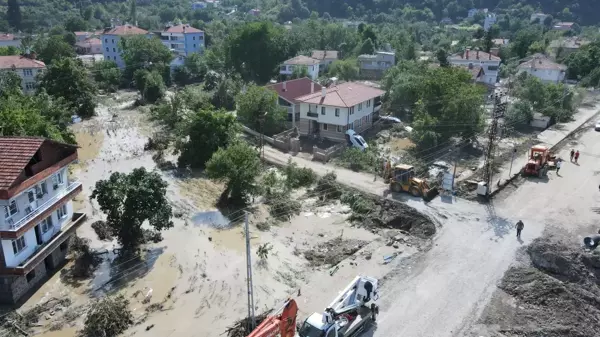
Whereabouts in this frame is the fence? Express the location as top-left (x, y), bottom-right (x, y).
top-left (313, 143), bottom-right (346, 162)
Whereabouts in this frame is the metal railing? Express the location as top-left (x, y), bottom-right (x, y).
top-left (6, 182), bottom-right (81, 231)
top-left (307, 111), bottom-right (318, 118)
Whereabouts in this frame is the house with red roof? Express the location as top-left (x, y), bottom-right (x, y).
top-left (449, 48), bottom-right (501, 85)
top-left (0, 137), bottom-right (85, 303)
top-left (517, 54), bottom-right (566, 84)
top-left (0, 55), bottom-right (46, 94)
top-left (294, 81), bottom-right (385, 141)
top-left (101, 24), bottom-right (150, 68)
top-left (266, 77), bottom-right (322, 127)
top-left (159, 23), bottom-right (205, 56)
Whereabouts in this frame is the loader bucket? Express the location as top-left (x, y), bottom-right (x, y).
top-left (423, 187), bottom-right (439, 202)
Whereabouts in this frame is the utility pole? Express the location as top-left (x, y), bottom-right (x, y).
top-left (508, 147), bottom-right (517, 177)
top-left (482, 93), bottom-right (507, 197)
top-left (244, 212), bottom-right (255, 332)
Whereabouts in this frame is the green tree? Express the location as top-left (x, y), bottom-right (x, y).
top-left (65, 15), bottom-right (88, 32)
top-left (35, 35), bottom-right (76, 64)
top-left (0, 46), bottom-right (19, 56)
top-left (90, 167), bottom-right (174, 251)
top-left (409, 100), bottom-right (440, 150)
top-left (0, 70), bottom-right (22, 97)
top-left (329, 59), bottom-right (358, 81)
top-left (177, 109), bottom-right (239, 169)
top-left (236, 84), bottom-right (286, 135)
top-left (82, 295), bottom-right (133, 337)
top-left (92, 60), bottom-right (122, 92)
top-left (82, 6), bottom-right (93, 21)
top-left (225, 21), bottom-right (294, 83)
top-left (436, 48), bottom-right (449, 67)
top-left (206, 141), bottom-right (261, 205)
top-left (6, 0), bottom-right (21, 30)
top-left (510, 28), bottom-right (542, 58)
top-left (290, 66), bottom-right (309, 80)
top-left (120, 35), bottom-right (172, 80)
top-left (483, 30), bottom-right (493, 53)
top-left (39, 58), bottom-right (97, 118)
top-left (134, 69), bottom-right (166, 104)
top-left (211, 75), bottom-right (241, 110)
top-left (358, 38), bottom-right (375, 55)
top-left (129, 0), bottom-right (137, 24)
top-left (505, 100), bottom-right (533, 125)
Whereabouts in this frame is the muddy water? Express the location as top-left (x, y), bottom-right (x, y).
top-left (37, 327), bottom-right (78, 337)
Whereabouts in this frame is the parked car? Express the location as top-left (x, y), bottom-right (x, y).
top-left (379, 115), bottom-right (402, 124)
top-left (595, 121), bottom-right (600, 131)
top-left (345, 129), bottom-right (368, 151)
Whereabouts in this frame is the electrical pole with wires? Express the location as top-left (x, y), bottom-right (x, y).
top-left (482, 93), bottom-right (507, 197)
top-left (244, 212), bottom-right (256, 332)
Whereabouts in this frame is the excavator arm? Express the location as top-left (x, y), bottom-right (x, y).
top-left (247, 299), bottom-right (298, 337)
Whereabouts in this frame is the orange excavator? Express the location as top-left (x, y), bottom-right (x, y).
top-left (247, 299), bottom-right (298, 337)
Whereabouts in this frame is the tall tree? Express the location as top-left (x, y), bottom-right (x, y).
top-left (358, 38), bottom-right (375, 55)
top-left (236, 85), bottom-right (286, 135)
top-left (6, 0), bottom-right (22, 31)
top-left (120, 35), bottom-right (172, 80)
top-left (90, 167), bottom-right (174, 251)
top-left (176, 109), bottom-right (239, 169)
top-left (34, 35), bottom-right (76, 64)
top-left (39, 58), bottom-right (97, 118)
top-left (436, 49), bottom-right (449, 67)
top-left (129, 0), bottom-right (137, 24)
top-left (329, 59), bottom-right (358, 81)
top-left (483, 30), bottom-right (493, 53)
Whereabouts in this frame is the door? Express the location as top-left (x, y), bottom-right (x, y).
top-left (35, 224), bottom-right (43, 245)
top-left (26, 189), bottom-right (38, 213)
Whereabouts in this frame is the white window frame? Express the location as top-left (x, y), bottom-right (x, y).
top-left (321, 107), bottom-right (326, 115)
top-left (349, 107), bottom-right (354, 115)
top-left (367, 100), bottom-right (371, 108)
top-left (4, 200), bottom-right (18, 219)
top-left (23, 69), bottom-right (33, 76)
top-left (358, 103), bottom-right (363, 111)
top-left (25, 82), bottom-right (35, 90)
top-left (335, 108), bottom-right (340, 117)
top-left (57, 204), bottom-right (67, 219)
top-left (52, 171), bottom-right (64, 189)
top-left (12, 236), bottom-right (26, 255)
top-left (40, 216), bottom-right (53, 234)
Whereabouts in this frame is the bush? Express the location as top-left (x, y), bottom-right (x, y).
top-left (337, 148), bottom-right (379, 173)
top-left (266, 191), bottom-right (301, 221)
top-left (313, 172), bottom-right (342, 200)
top-left (340, 192), bottom-right (375, 215)
top-left (91, 220), bottom-right (112, 241)
top-left (70, 235), bottom-right (102, 278)
top-left (81, 295), bottom-right (133, 337)
top-left (284, 159), bottom-right (317, 188)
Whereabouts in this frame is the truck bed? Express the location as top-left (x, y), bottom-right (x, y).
top-left (338, 305), bottom-right (372, 337)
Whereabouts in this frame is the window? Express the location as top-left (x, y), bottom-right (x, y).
top-left (28, 190), bottom-right (36, 203)
top-left (321, 107), bottom-right (326, 115)
top-left (12, 236), bottom-right (26, 255)
top-left (52, 171), bottom-right (64, 188)
top-left (57, 205), bottom-right (67, 219)
top-left (358, 103), bottom-right (363, 111)
top-left (23, 69), bottom-right (32, 76)
top-left (193, 44), bottom-right (196, 48)
top-left (113, 48), bottom-right (116, 52)
top-left (25, 82), bottom-right (35, 90)
top-left (4, 201), bottom-right (18, 219)
top-left (349, 107), bottom-right (354, 115)
top-left (367, 100), bottom-right (371, 108)
top-left (40, 182), bottom-right (48, 195)
top-left (335, 108), bottom-right (340, 117)
top-left (193, 36), bottom-right (196, 40)
top-left (26, 270), bottom-right (35, 283)
top-left (106, 47), bottom-right (109, 52)
top-left (322, 124), bottom-right (328, 131)
top-left (336, 125), bottom-right (343, 133)
top-left (487, 65), bottom-right (499, 71)
top-left (40, 216), bottom-right (53, 234)
top-left (111, 39), bottom-right (114, 44)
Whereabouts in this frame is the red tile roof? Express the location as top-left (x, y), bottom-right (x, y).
top-left (0, 33), bottom-right (15, 41)
top-left (518, 54), bottom-right (566, 71)
top-left (0, 56), bottom-right (45, 69)
top-left (311, 50), bottom-right (339, 60)
top-left (266, 78), bottom-right (323, 103)
top-left (450, 49), bottom-right (501, 62)
top-left (164, 24), bottom-right (203, 33)
top-left (76, 38), bottom-right (102, 47)
top-left (284, 55), bottom-right (321, 66)
top-left (296, 81), bottom-right (385, 107)
top-left (0, 137), bottom-right (45, 191)
top-left (103, 25), bottom-right (148, 36)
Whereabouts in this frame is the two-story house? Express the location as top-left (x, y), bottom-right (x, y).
top-left (159, 24), bottom-right (204, 57)
top-left (0, 55), bottom-right (45, 95)
top-left (266, 77), bottom-right (322, 128)
top-left (311, 50), bottom-right (339, 72)
top-left (280, 56), bottom-right (321, 80)
top-left (0, 137), bottom-right (86, 304)
top-left (102, 25), bottom-right (149, 68)
top-left (517, 54), bottom-right (566, 84)
top-left (295, 82), bottom-right (385, 142)
top-left (358, 51), bottom-right (395, 79)
top-left (449, 49), bottom-right (501, 85)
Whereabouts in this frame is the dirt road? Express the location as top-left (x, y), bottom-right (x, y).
top-left (373, 121), bottom-right (600, 337)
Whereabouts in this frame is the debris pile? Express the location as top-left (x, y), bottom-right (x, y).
top-left (91, 220), bottom-right (113, 241)
top-left (0, 297), bottom-right (73, 335)
top-left (224, 310), bottom-right (272, 337)
top-left (492, 237), bottom-right (600, 336)
top-left (359, 198), bottom-right (437, 238)
top-left (304, 237), bottom-right (368, 266)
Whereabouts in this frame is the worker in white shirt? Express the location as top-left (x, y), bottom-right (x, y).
top-left (556, 159), bottom-right (562, 176)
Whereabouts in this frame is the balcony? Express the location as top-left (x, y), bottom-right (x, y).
top-left (307, 111), bottom-right (319, 118)
top-left (1, 182), bottom-right (82, 238)
top-left (0, 213), bottom-right (87, 275)
top-left (374, 103), bottom-right (382, 113)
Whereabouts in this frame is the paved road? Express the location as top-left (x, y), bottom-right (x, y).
top-left (373, 121), bottom-right (600, 337)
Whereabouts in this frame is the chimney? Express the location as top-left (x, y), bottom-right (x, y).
top-left (282, 81), bottom-right (287, 91)
top-left (321, 87), bottom-right (326, 98)
top-left (311, 82), bottom-right (315, 93)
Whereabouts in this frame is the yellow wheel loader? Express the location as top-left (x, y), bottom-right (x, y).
top-left (384, 164), bottom-right (439, 201)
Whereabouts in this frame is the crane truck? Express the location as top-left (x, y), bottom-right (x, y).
top-left (297, 275), bottom-right (380, 337)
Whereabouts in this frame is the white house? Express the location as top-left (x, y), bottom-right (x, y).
top-left (280, 55), bottom-right (320, 80)
top-left (294, 82), bottom-right (385, 142)
top-left (0, 137), bottom-right (85, 303)
top-left (159, 24), bottom-right (205, 57)
top-left (483, 13), bottom-right (497, 31)
top-left (449, 49), bottom-right (501, 85)
top-left (517, 54), bottom-right (566, 84)
top-left (0, 55), bottom-right (45, 95)
top-left (101, 25), bottom-right (149, 68)
top-left (0, 34), bottom-right (21, 48)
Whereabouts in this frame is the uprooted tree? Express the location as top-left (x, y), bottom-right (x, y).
top-left (90, 167), bottom-right (174, 252)
top-left (81, 295), bottom-right (133, 337)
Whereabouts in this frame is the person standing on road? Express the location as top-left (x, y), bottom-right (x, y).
top-left (516, 220), bottom-right (524, 239)
top-left (570, 149), bottom-right (575, 162)
top-left (575, 150), bottom-right (580, 164)
top-left (556, 160), bottom-right (562, 175)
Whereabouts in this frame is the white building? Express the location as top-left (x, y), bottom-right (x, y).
top-left (266, 77), bottom-right (323, 127)
top-left (517, 54), bottom-right (566, 84)
top-left (483, 13), bottom-right (497, 31)
top-left (101, 25), bottom-right (149, 68)
top-left (358, 51), bottom-right (395, 79)
top-left (0, 55), bottom-right (45, 95)
top-left (0, 34), bottom-right (21, 48)
top-left (280, 55), bottom-right (321, 80)
top-left (159, 24), bottom-right (204, 57)
top-left (294, 82), bottom-right (385, 142)
top-left (191, 2), bottom-right (207, 10)
top-left (0, 137), bottom-right (85, 303)
top-left (449, 49), bottom-right (501, 85)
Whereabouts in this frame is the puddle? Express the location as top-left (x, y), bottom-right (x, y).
top-left (208, 227), bottom-right (260, 253)
top-left (191, 210), bottom-right (232, 229)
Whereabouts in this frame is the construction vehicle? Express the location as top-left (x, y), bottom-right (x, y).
top-left (522, 145), bottom-right (557, 178)
top-left (247, 299), bottom-right (298, 337)
top-left (297, 276), bottom-right (380, 337)
top-left (384, 163), bottom-right (439, 201)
